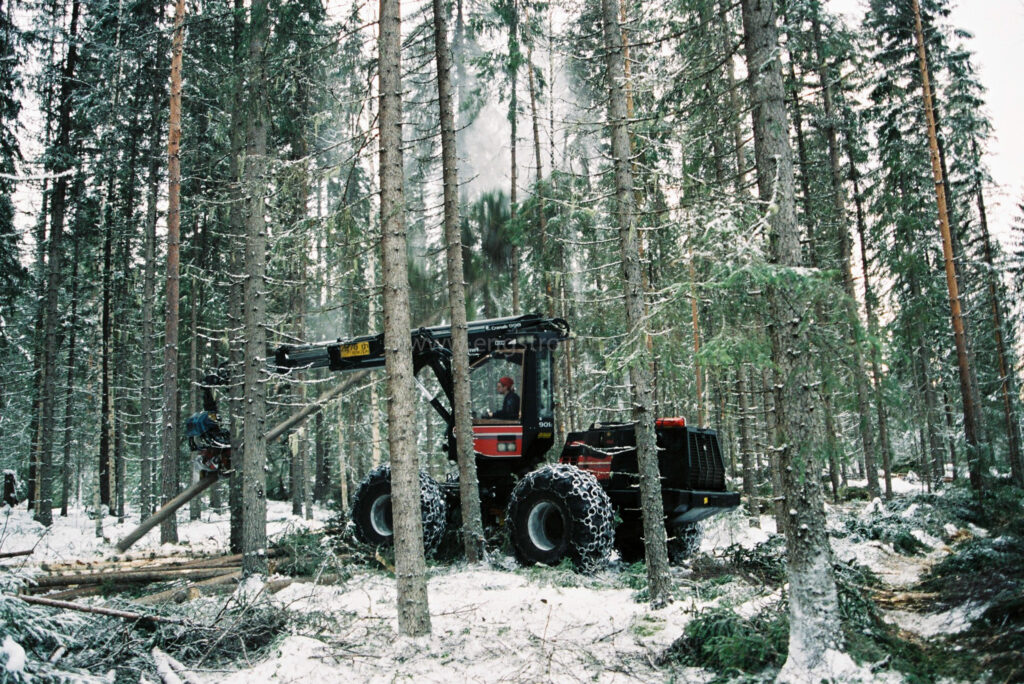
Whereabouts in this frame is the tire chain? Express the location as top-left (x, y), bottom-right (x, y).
top-left (667, 521), bottom-right (703, 563)
top-left (511, 464), bottom-right (614, 572)
top-left (354, 464), bottom-right (447, 554)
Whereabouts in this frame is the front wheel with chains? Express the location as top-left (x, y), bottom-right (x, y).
top-left (349, 465), bottom-right (447, 555)
top-left (506, 464), bottom-right (613, 572)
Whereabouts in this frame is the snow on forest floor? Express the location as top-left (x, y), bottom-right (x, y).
top-left (0, 477), bottom-right (986, 682)
top-left (0, 500), bottom-right (326, 566)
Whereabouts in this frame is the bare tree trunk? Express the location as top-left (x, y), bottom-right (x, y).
top-left (740, 0), bottom-right (845, 678)
top-left (525, 18), bottom-right (552, 317)
top-left (600, 0), bottom-right (671, 607)
top-left (432, 0), bottom-right (485, 562)
top-left (189, 274), bottom-right (202, 521)
top-left (160, 0), bottom-right (186, 543)
top-left (101, 218), bottom-right (113, 508)
top-left (241, 0), bottom-right (270, 577)
top-left (367, 254), bottom-right (383, 468)
top-left (313, 412), bottom-right (327, 502)
top-left (942, 389), bottom-right (959, 479)
top-left (226, 0), bottom-right (246, 555)
top-left (508, 0), bottom-right (520, 316)
top-left (35, 0), bottom-right (81, 528)
top-left (140, 79), bottom-right (161, 521)
top-left (379, 0), bottom-right (431, 636)
top-left (60, 242), bottom-right (79, 517)
top-left (737, 366), bottom-right (757, 523)
top-left (911, 0), bottom-right (984, 493)
top-left (337, 404), bottom-right (349, 510)
top-left (848, 153), bottom-right (893, 497)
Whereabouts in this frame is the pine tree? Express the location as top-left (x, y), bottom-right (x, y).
top-left (600, 0), bottom-right (671, 607)
top-left (379, 0), bottom-right (432, 635)
top-left (739, 0), bottom-right (848, 677)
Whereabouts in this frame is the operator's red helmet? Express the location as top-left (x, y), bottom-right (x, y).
top-left (498, 376), bottom-right (514, 390)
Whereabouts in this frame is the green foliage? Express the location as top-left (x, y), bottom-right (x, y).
top-left (274, 529), bottom-right (350, 579)
top-left (724, 536), bottom-right (788, 586)
top-left (660, 605), bottom-right (788, 678)
top-left (0, 572), bottom-right (83, 681)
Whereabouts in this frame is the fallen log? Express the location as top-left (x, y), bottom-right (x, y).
top-left (135, 570), bottom-right (242, 606)
top-left (42, 551), bottom-right (240, 574)
top-left (15, 594), bottom-right (187, 624)
top-left (31, 565), bottom-right (240, 590)
top-left (0, 549), bottom-right (34, 560)
top-left (44, 584), bottom-right (133, 601)
top-left (871, 589), bottom-right (940, 606)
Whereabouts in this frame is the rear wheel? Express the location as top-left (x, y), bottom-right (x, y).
top-left (506, 464), bottom-right (613, 572)
top-left (350, 465), bottom-right (447, 554)
top-left (667, 522), bottom-right (703, 563)
top-left (614, 515), bottom-right (644, 564)
top-left (615, 518), bottom-right (703, 565)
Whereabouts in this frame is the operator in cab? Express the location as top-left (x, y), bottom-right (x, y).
top-left (485, 376), bottom-right (520, 420)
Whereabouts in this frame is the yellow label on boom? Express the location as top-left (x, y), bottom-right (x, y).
top-left (339, 341), bottom-right (370, 358)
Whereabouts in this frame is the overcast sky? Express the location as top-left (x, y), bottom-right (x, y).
top-left (830, 0), bottom-right (1024, 244)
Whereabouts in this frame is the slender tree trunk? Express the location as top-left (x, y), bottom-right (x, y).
top-left (942, 389), bottom-right (959, 479)
top-left (337, 404), bottom-right (349, 509)
top-left (35, 0), bottom-right (81, 527)
top-left (737, 366), bottom-right (758, 522)
top-left (367, 254), bottom-right (383, 468)
top-left (601, 0), bottom-right (671, 607)
top-left (241, 0), bottom-right (270, 577)
top-left (809, 17), bottom-right (878, 497)
top-left (433, 0), bottom-right (485, 562)
top-left (787, 60), bottom-right (847, 500)
top-left (849, 153), bottom-right (893, 497)
top-left (60, 242), bottom-right (79, 517)
top-left (314, 412), bottom-right (327, 502)
top-left (525, 19), bottom-right (551, 316)
top-left (189, 272), bottom-right (202, 521)
top-left (227, 0), bottom-right (246, 555)
top-left (379, 0), bottom-right (431, 636)
top-left (160, 0), bottom-right (186, 543)
top-left (973, 160), bottom-right (1023, 486)
top-left (911, 0), bottom-right (984, 493)
top-left (740, 0), bottom-right (845, 678)
top-left (508, 0), bottom-right (520, 316)
top-left (140, 94), bottom-right (161, 521)
top-left (101, 216), bottom-right (113, 508)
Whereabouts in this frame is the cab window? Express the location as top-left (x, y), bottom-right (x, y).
top-left (470, 349), bottom-right (523, 423)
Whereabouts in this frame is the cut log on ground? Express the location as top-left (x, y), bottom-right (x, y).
top-left (15, 594), bottom-right (189, 624)
top-left (0, 549), bottom-right (34, 560)
top-left (30, 565), bottom-right (242, 590)
top-left (135, 570), bottom-right (242, 606)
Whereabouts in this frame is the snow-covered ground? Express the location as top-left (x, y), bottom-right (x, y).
top-left (0, 501), bottom-right (325, 566)
top-left (0, 476), bottom-right (984, 682)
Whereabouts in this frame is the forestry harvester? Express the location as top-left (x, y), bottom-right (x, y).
top-left (120, 314), bottom-right (739, 568)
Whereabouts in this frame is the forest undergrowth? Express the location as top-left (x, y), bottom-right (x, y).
top-left (2, 483), bottom-right (1023, 682)
top-left (658, 482), bottom-right (1024, 682)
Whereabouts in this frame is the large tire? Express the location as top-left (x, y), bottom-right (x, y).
top-left (667, 522), bottom-right (703, 563)
top-left (350, 465), bottom-right (447, 555)
top-left (616, 518), bottom-right (702, 565)
top-left (506, 464), bottom-right (613, 572)
top-left (614, 517), bottom-right (645, 564)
